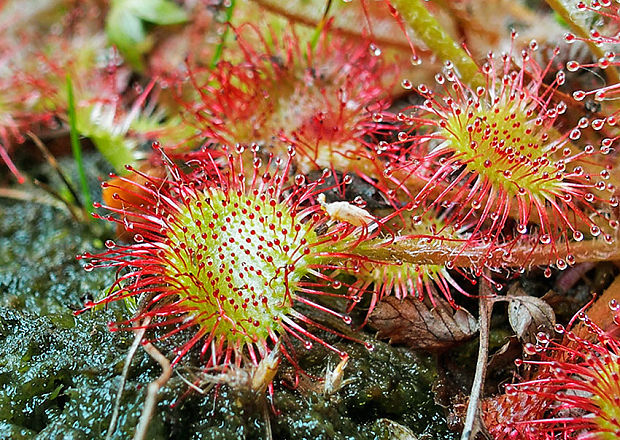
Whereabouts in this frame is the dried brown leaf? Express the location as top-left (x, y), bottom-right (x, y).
top-left (486, 336), bottom-right (521, 373)
top-left (507, 288), bottom-right (555, 344)
top-left (369, 296), bottom-right (478, 351)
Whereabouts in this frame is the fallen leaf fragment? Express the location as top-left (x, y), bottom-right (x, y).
top-left (507, 286), bottom-right (555, 344)
top-left (369, 296), bottom-right (478, 351)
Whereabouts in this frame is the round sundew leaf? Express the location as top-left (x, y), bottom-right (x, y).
top-left (82, 151), bottom-right (383, 377)
top-left (390, 40), bottom-right (613, 263)
top-left (507, 312), bottom-right (620, 438)
top-left (162, 187), bottom-right (322, 345)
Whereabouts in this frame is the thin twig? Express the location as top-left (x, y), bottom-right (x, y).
top-left (254, 0), bottom-right (425, 53)
top-left (0, 187), bottom-right (65, 211)
top-left (175, 370), bottom-right (206, 394)
top-left (27, 131), bottom-right (84, 209)
top-left (0, 179), bottom-right (81, 221)
top-left (461, 274), bottom-right (494, 440)
top-left (32, 179), bottom-right (82, 222)
top-left (132, 341), bottom-right (172, 440)
top-left (105, 318), bottom-right (150, 440)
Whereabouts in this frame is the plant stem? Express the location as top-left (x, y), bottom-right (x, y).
top-left (66, 75), bottom-right (92, 215)
top-left (210, 0), bottom-right (236, 68)
top-left (545, 0), bottom-right (620, 85)
top-left (432, 0), bottom-right (500, 44)
top-left (27, 132), bottom-right (83, 209)
top-left (309, 0), bottom-right (333, 51)
top-left (353, 236), bottom-right (619, 268)
top-left (461, 276), bottom-right (493, 440)
top-left (106, 319), bottom-right (149, 440)
top-left (388, 0), bottom-right (483, 87)
top-left (133, 341), bottom-right (172, 440)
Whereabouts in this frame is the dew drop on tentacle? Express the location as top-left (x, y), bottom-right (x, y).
top-left (595, 90), bottom-right (606, 101)
top-left (524, 343), bottom-right (537, 356)
top-left (536, 332), bottom-right (550, 344)
top-left (573, 90), bottom-right (586, 101)
top-left (592, 119), bottom-right (605, 130)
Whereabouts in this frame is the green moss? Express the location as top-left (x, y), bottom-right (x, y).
top-left (270, 341), bottom-right (455, 439)
top-left (0, 307), bottom-right (157, 438)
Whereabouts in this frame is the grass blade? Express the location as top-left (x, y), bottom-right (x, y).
top-left (210, 0), bottom-right (236, 68)
top-left (66, 74), bottom-right (93, 216)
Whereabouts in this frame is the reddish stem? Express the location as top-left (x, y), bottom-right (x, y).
top-left (352, 236), bottom-right (620, 268)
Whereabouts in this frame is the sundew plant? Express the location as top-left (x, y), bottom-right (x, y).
top-left (0, 1), bottom-right (619, 439)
